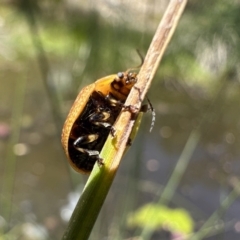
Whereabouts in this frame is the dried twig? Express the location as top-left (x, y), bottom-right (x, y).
top-left (62, 1), bottom-right (188, 239)
top-left (110, 0), bottom-right (188, 173)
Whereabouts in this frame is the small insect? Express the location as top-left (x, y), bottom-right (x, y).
top-left (61, 71), bottom-right (143, 174)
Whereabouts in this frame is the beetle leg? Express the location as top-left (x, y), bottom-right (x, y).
top-left (75, 148), bottom-right (100, 156)
top-left (122, 104), bottom-right (139, 113)
top-left (89, 111), bottom-right (111, 127)
top-left (74, 147), bottom-right (104, 166)
top-left (73, 134), bottom-right (99, 146)
top-left (89, 110), bottom-right (116, 137)
top-left (122, 104), bottom-right (149, 112)
top-left (74, 138), bottom-right (100, 157)
top-left (105, 93), bottom-right (123, 107)
top-left (93, 121), bottom-right (112, 128)
top-left (73, 135), bottom-right (104, 166)
top-left (93, 122), bottom-right (115, 137)
top-left (123, 99), bottom-right (155, 132)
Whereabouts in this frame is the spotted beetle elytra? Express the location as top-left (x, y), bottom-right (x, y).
top-left (61, 71), bottom-right (150, 174)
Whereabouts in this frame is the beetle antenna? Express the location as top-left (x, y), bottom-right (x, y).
top-left (136, 49), bottom-right (144, 68)
top-left (126, 49), bottom-right (145, 73)
top-left (147, 96), bottom-right (155, 132)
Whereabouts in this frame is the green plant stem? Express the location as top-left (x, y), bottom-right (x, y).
top-left (62, 0), bottom-right (188, 239)
top-left (62, 110), bottom-right (144, 240)
top-left (140, 129), bottom-right (200, 240)
top-left (190, 183), bottom-right (240, 240)
top-left (61, 146), bottom-right (119, 239)
top-left (160, 130), bottom-right (201, 205)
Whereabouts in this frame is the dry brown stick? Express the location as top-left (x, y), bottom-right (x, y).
top-left (62, 1), bottom-right (188, 239)
top-left (110, 0), bottom-right (188, 172)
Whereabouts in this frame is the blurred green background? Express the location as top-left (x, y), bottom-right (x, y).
top-left (1, 0), bottom-right (240, 239)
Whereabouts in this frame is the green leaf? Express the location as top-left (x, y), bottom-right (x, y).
top-left (127, 203), bottom-right (194, 235)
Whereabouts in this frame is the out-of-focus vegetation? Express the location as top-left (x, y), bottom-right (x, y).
top-left (0, 0), bottom-right (240, 239)
top-left (127, 203), bottom-right (194, 236)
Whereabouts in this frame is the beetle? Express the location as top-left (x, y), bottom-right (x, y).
top-left (61, 71), bottom-right (143, 174)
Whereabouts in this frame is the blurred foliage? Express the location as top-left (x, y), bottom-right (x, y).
top-left (127, 203), bottom-right (194, 235)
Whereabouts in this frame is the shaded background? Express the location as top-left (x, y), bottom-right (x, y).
top-left (1, 0), bottom-right (240, 239)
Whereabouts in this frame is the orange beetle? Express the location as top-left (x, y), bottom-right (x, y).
top-left (61, 72), bottom-right (138, 174)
